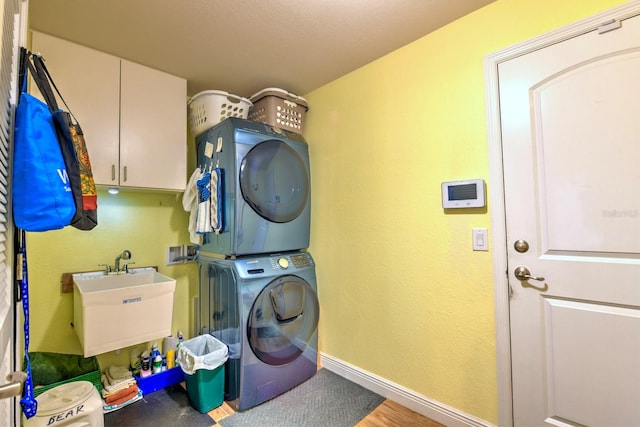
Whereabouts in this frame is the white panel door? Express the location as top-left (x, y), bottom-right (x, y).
top-left (499, 12), bottom-right (640, 427)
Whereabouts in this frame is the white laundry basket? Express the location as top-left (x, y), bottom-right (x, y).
top-left (188, 90), bottom-right (252, 137)
top-left (24, 381), bottom-right (104, 427)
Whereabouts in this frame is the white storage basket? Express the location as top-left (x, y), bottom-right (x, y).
top-left (248, 88), bottom-right (308, 134)
top-left (188, 90), bottom-right (252, 136)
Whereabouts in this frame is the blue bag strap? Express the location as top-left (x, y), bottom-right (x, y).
top-left (17, 229), bottom-right (37, 418)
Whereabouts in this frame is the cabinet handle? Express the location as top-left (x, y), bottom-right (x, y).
top-left (111, 165), bottom-right (116, 181)
top-left (123, 166), bottom-right (127, 182)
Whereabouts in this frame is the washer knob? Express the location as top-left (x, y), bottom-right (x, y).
top-left (277, 258), bottom-right (289, 269)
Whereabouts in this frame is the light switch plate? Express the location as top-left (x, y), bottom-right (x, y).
top-left (472, 228), bottom-right (489, 251)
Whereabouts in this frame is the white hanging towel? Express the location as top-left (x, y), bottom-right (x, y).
top-left (196, 171), bottom-right (213, 234)
top-left (182, 168), bottom-right (203, 245)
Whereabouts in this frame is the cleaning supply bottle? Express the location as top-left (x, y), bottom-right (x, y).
top-left (140, 351), bottom-right (151, 377)
top-left (166, 349), bottom-right (175, 369)
top-left (152, 354), bottom-right (162, 374)
top-left (150, 342), bottom-right (161, 360)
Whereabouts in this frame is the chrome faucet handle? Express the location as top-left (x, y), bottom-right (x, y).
top-left (114, 250), bottom-right (132, 272)
top-left (123, 262), bottom-right (135, 273)
top-left (98, 264), bottom-right (112, 274)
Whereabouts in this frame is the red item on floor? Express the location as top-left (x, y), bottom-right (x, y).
top-left (105, 384), bottom-right (139, 405)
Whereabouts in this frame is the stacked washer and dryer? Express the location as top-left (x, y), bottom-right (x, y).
top-left (194, 116), bottom-right (319, 411)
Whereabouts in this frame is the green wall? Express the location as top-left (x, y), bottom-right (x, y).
top-left (303, 0), bottom-right (626, 423)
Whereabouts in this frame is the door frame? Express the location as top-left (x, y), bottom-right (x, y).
top-left (483, 1), bottom-right (640, 426)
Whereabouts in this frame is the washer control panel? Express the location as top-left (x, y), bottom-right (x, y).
top-left (270, 253), bottom-right (312, 270)
top-left (234, 252), bottom-right (314, 277)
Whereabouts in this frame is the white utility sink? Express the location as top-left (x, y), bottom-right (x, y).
top-left (73, 268), bottom-right (176, 357)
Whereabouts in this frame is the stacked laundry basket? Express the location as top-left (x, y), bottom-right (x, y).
top-left (186, 88), bottom-right (319, 411)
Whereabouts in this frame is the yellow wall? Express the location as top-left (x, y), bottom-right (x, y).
top-left (304, 0), bottom-right (626, 423)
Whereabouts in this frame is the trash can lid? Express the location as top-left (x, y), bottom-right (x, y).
top-left (35, 381), bottom-right (96, 416)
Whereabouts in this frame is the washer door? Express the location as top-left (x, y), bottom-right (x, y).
top-left (239, 140), bottom-right (309, 223)
top-left (247, 275), bottom-right (319, 365)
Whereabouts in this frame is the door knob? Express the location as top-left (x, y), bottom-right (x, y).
top-left (514, 239), bottom-right (529, 253)
top-left (0, 371), bottom-right (26, 399)
top-left (514, 266), bottom-right (545, 282)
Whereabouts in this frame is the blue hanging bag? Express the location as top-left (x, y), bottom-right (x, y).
top-left (12, 48), bottom-right (76, 231)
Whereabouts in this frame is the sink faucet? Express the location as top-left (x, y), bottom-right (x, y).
top-left (114, 250), bottom-right (132, 272)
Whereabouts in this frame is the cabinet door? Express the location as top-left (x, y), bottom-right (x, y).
top-left (31, 32), bottom-right (121, 186)
top-left (120, 60), bottom-right (186, 191)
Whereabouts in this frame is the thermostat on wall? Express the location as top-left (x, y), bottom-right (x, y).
top-left (442, 179), bottom-right (485, 208)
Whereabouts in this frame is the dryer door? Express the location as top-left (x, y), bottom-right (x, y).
top-left (239, 140), bottom-right (309, 223)
top-left (247, 275), bottom-right (319, 365)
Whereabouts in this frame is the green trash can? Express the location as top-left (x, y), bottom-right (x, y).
top-left (177, 335), bottom-right (228, 413)
top-left (183, 363), bottom-right (225, 412)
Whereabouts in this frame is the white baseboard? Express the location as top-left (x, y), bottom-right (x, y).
top-left (320, 353), bottom-right (495, 427)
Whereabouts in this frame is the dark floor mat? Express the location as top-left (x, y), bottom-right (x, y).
top-left (219, 369), bottom-right (384, 427)
top-left (104, 384), bottom-right (215, 426)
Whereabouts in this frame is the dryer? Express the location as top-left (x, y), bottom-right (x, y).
top-left (195, 118), bottom-right (311, 256)
top-left (198, 251), bottom-right (319, 411)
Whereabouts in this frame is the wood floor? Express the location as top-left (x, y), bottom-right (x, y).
top-left (208, 396), bottom-right (445, 426)
top-left (356, 400), bottom-right (445, 427)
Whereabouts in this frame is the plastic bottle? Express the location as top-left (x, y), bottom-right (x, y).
top-left (140, 351), bottom-right (151, 377)
top-left (166, 349), bottom-right (175, 369)
top-left (150, 342), bottom-right (161, 360)
top-left (152, 355), bottom-right (162, 374)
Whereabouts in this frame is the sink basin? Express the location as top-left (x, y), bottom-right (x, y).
top-left (73, 268), bottom-right (176, 357)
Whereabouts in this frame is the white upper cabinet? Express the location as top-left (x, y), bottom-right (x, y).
top-left (31, 31), bottom-right (187, 191)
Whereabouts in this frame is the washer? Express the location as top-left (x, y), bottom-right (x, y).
top-left (195, 118), bottom-right (311, 256)
top-left (198, 251), bottom-right (319, 411)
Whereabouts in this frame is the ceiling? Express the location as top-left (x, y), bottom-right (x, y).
top-left (28, 0), bottom-right (494, 99)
